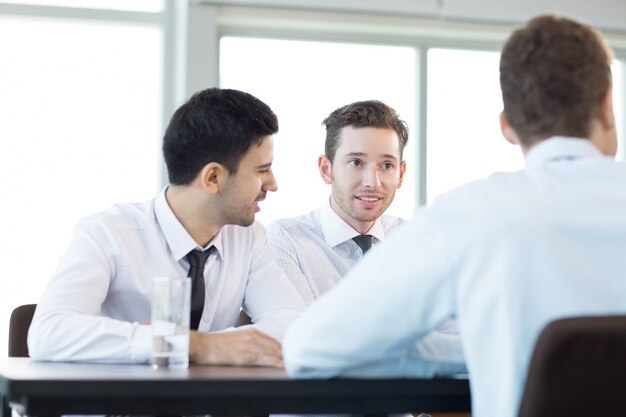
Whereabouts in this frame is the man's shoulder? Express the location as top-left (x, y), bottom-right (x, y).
top-left (78, 199), bottom-right (154, 233)
top-left (379, 213), bottom-right (406, 231)
top-left (265, 209), bottom-right (325, 249)
top-left (267, 209), bottom-right (321, 236)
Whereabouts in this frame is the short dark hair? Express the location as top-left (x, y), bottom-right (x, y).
top-left (163, 88), bottom-right (279, 185)
top-left (322, 100), bottom-right (409, 163)
top-left (500, 15), bottom-right (612, 146)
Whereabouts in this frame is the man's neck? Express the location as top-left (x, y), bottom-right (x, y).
top-left (165, 185), bottom-right (222, 247)
top-left (329, 196), bottom-right (375, 235)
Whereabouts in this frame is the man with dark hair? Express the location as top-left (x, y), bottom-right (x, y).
top-left (284, 15), bottom-right (624, 417)
top-left (29, 88), bottom-right (305, 366)
top-left (268, 100), bottom-right (464, 368)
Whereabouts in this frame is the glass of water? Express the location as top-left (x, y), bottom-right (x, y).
top-left (151, 276), bottom-right (191, 369)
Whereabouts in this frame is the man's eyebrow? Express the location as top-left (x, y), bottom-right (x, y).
top-left (255, 162), bottom-right (273, 169)
top-left (344, 152), bottom-right (399, 161)
top-left (381, 154), bottom-right (399, 161)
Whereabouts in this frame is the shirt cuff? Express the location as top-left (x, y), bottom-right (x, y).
top-left (130, 323), bottom-right (152, 363)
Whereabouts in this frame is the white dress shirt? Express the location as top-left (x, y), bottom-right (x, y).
top-left (28, 187), bottom-right (305, 363)
top-left (268, 199), bottom-right (465, 367)
top-left (283, 137), bottom-right (626, 417)
top-left (267, 199), bottom-right (402, 304)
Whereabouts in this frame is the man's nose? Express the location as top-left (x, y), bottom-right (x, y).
top-left (362, 166), bottom-right (381, 187)
top-left (264, 172), bottom-right (278, 192)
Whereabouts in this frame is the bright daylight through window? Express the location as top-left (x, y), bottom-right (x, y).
top-left (0, 11), bottom-right (162, 356)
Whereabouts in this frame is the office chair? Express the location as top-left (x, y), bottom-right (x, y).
top-left (9, 304), bottom-right (250, 354)
top-left (518, 315), bottom-right (626, 417)
top-left (8, 304), bottom-right (36, 357)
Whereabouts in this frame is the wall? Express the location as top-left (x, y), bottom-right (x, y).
top-left (200, 0), bottom-right (626, 33)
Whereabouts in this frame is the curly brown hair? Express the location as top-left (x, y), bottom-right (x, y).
top-left (500, 15), bottom-right (612, 146)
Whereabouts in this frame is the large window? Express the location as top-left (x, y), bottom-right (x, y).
top-left (219, 38), bottom-right (533, 218)
top-left (220, 35), bottom-right (626, 216)
top-left (0, 4), bottom-right (165, 356)
top-left (426, 48), bottom-right (524, 202)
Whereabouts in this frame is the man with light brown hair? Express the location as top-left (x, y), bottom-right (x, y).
top-left (267, 100), bottom-right (410, 304)
top-left (269, 99), bottom-right (465, 417)
top-left (268, 100), bottom-right (462, 342)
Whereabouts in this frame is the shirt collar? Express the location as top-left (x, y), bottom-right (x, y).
top-left (154, 186), bottom-right (224, 261)
top-left (525, 136), bottom-right (602, 169)
top-left (320, 196), bottom-right (386, 247)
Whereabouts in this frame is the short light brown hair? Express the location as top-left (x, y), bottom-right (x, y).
top-left (322, 100), bottom-right (409, 163)
top-left (500, 15), bottom-right (612, 146)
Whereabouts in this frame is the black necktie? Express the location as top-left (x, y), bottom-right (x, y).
top-left (352, 234), bottom-right (373, 254)
top-left (185, 247), bottom-right (214, 330)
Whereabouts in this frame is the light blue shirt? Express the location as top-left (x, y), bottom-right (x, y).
top-left (269, 199), bottom-right (465, 367)
top-left (266, 199), bottom-right (402, 304)
top-left (283, 137), bottom-right (626, 417)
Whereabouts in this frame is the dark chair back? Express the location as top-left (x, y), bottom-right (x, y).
top-left (8, 304), bottom-right (37, 357)
top-left (518, 315), bottom-right (626, 417)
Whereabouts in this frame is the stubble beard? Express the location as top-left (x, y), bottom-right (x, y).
top-left (216, 183), bottom-right (255, 227)
top-left (332, 188), bottom-right (392, 224)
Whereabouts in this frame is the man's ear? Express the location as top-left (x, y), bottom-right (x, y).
top-left (600, 88), bottom-right (616, 130)
top-left (397, 160), bottom-right (407, 189)
top-left (592, 89), bottom-right (619, 156)
top-left (500, 111), bottom-right (520, 146)
top-left (318, 155), bottom-right (333, 185)
top-left (199, 162), bottom-right (227, 194)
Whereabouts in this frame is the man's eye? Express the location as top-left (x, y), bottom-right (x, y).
top-left (348, 160), bottom-right (362, 167)
top-left (381, 162), bottom-right (393, 169)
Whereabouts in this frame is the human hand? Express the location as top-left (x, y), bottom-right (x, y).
top-left (189, 328), bottom-right (283, 367)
